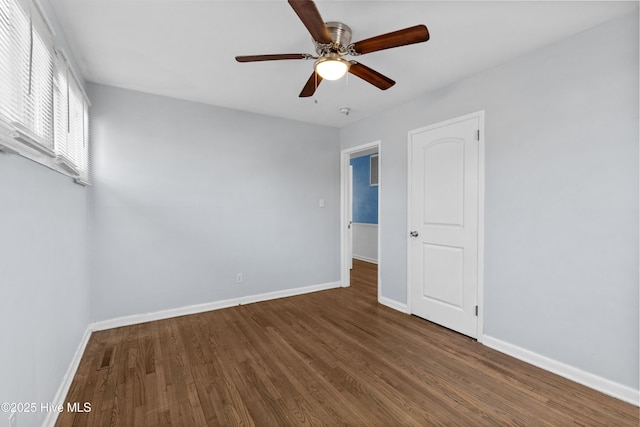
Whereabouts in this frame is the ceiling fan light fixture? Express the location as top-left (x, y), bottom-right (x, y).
top-left (315, 56), bottom-right (350, 80)
top-left (236, 0), bottom-right (430, 98)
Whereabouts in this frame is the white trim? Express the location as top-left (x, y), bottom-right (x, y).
top-left (43, 326), bottom-right (93, 427)
top-left (92, 281), bottom-right (341, 331)
top-left (0, 141), bottom-right (19, 155)
top-left (406, 110), bottom-right (486, 341)
top-left (44, 281), bottom-right (340, 426)
top-left (55, 154), bottom-right (80, 176)
top-left (476, 111), bottom-right (486, 342)
top-left (352, 222), bottom-right (378, 228)
top-left (11, 126), bottom-right (55, 156)
top-left (352, 222), bottom-right (378, 264)
top-left (483, 335), bottom-right (640, 406)
top-left (341, 140), bottom-right (382, 290)
top-left (352, 254), bottom-right (378, 264)
top-left (376, 143), bottom-right (382, 298)
top-left (31, 0), bottom-right (56, 37)
top-left (0, 136), bottom-right (86, 182)
top-left (378, 296), bottom-right (409, 314)
top-left (406, 127), bottom-right (413, 319)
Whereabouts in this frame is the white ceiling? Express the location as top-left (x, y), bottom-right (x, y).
top-left (50, 1), bottom-right (638, 128)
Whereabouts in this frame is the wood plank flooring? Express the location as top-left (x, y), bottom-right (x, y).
top-left (56, 259), bottom-right (639, 426)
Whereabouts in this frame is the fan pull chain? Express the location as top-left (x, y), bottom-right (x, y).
top-left (314, 70), bottom-right (319, 104)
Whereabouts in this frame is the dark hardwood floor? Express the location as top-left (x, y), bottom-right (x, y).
top-left (56, 259), bottom-right (639, 426)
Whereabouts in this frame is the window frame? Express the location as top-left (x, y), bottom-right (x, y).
top-left (0, 0), bottom-right (90, 185)
top-left (370, 153), bottom-right (379, 187)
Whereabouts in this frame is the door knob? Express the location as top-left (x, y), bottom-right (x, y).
top-left (409, 231), bottom-right (419, 237)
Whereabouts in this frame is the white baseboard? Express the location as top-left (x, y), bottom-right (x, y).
top-left (352, 254), bottom-right (378, 264)
top-left (92, 281), bottom-right (341, 331)
top-left (45, 281), bottom-right (341, 426)
top-left (43, 326), bottom-right (93, 427)
top-left (378, 296), bottom-right (409, 314)
top-left (483, 335), bottom-right (639, 406)
top-left (48, 286), bottom-right (637, 427)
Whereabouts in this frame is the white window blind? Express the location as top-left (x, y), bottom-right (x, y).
top-left (25, 4), bottom-right (54, 146)
top-left (53, 50), bottom-right (68, 159)
top-left (0, 0), bottom-right (21, 127)
top-left (0, 0), bottom-right (90, 183)
top-left (62, 71), bottom-right (87, 179)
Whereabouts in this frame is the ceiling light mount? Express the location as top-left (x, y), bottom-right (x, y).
top-left (314, 22), bottom-right (353, 56)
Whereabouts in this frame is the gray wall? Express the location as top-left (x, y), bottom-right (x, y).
top-left (0, 1), bottom-right (90, 426)
top-left (0, 156), bottom-right (89, 427)
top-left (1, 8), bottom-right (636, 426)
top-left (340, 12), bottom-right (639, 389)
top-left (87, 83), bottom-right (340, 321)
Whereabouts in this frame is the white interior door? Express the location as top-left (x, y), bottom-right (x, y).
top-left (408, 114), bottom-right (482, 338)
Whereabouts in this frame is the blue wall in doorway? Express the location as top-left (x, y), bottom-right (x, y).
top-left (350, 154), bottom-right (378, 224)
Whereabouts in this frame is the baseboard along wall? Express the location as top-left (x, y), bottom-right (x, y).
top-left (352, 254), bottom-right (378, 264)
top-left (92, 281), bottom-right (340, 331)
top-left (482, 335), bottom-right (639, 406)
top-left (378, 296), bottom-right (409, 313)
top-left (44, 281), bottom-right (341, 427)
top-left (43, 327), bottom-right (93, 427)
top-left (45, 282), bottom-right (638, 427)
top-left (378, 295), bottom-right (639, 407)
top-left (352, 222), bottom-right (378, 264)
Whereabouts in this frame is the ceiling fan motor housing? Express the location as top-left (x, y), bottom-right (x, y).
top-left (315, 21), bottom-right (352, 55)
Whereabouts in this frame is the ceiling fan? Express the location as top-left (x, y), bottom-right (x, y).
top-left (235, 0), bottom-right (430, 98)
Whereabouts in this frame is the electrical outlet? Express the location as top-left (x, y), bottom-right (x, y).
top-left (236, 273), bottom-right (243, 283)
top-left (8, 412), bottom-right (16, 427)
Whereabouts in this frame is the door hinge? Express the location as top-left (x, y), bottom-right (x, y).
top-left (475, 305), bottom-right (478, 316)
top-left (476, 129), bottom-right (480, 141)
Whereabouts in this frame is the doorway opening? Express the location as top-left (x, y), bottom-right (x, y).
top-left (340, 141), bottom-right (381, 299)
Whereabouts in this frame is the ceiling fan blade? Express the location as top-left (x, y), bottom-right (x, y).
top-left (348, 62), bottom-right (395, 90)
top-left (235, 54), bottom-right (309, 62)
top-left (351, 24), bottom-right (429, 55)
top-left (299, 72), bottom-right (323, 97)
top-left (288, 0), bottom-right (332, 44)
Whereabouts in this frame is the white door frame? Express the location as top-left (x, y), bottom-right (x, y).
top-left (348, 165), bottom-right (354, 270)
top-left (406, 111), bottom-right (485, 342)
top-left (340, 140), bottom-right (381, 296)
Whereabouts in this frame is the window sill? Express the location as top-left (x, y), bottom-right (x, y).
top-left (0, 136), bottom-right (90, 186)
